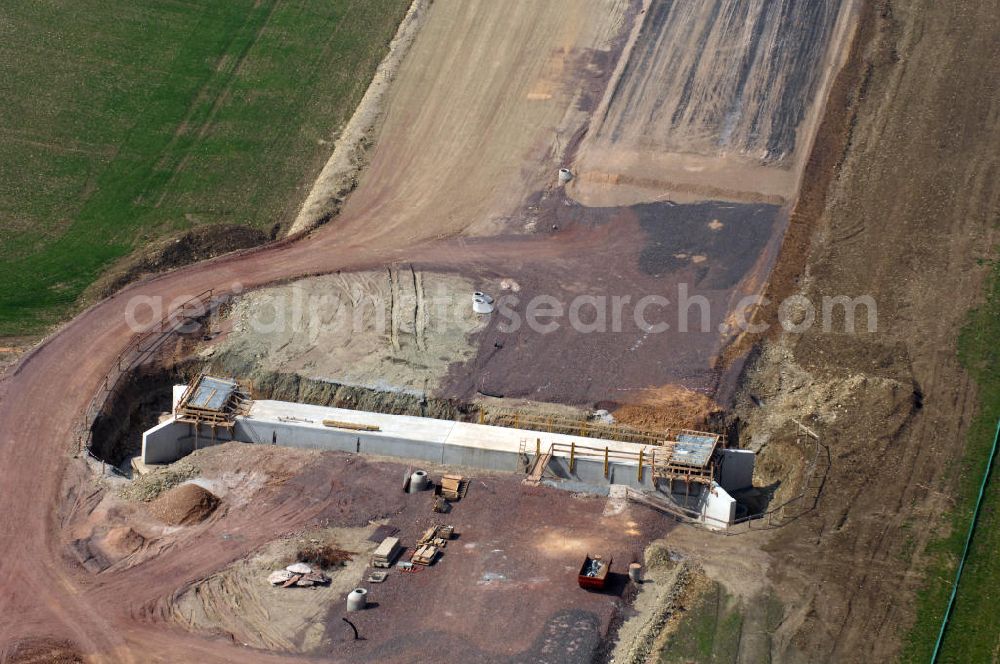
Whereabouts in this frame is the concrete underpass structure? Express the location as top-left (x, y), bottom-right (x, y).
top-left (141, 378), bottom-right (755, 529)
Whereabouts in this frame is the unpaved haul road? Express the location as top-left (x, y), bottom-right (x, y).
top-left (0, 0), bottom-right (856, 660)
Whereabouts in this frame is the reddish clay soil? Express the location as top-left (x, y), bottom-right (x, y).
top-left (1, 0), bottom-right (996, 661)
top-left (149, 484), bottom-right (220, 527)
top-left (18, 444), bottom-right (670, 662)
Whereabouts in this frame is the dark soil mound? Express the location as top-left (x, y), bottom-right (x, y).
top-left (150, 483), bottom-right (220, 526)
top-left (296, 543), bottom-right (353, 569)
top-left (3, 638), bottom-right (84, 663)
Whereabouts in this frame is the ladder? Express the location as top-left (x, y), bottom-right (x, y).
top-left (523, 446), bottom-right (553, 485)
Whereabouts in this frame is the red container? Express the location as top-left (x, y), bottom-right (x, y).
top-left (578, 554), bottom-right (612, 590)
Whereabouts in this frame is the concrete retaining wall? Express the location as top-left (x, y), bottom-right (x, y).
top-left (719, 448), bottom-right (755, 491)
top-left (142, 406), bottom-right (743, 528)
top-left (700, 482), bottom-right (737, 528)
top-left (142, 420), bottom-right (236, 465)
top-left (145, 417), bottom-right (672, 492)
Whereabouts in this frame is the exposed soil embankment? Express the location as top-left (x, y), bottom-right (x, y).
top-left (291, 0), bottom-right (430, 233)
top-left (213, 270), bottom-right (485, 396)
top-left (570, 0), bottom-right (858, 206)
top-left (89, 364), bottom-right (200, 467)
top-left (718, 0), bottom-right (1000, 659)
top-left (86, 225), bottom-right (270, 301)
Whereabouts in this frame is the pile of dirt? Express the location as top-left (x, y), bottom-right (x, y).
top-left (295, 543), bottom-right (353, 569)
top-left (101, 526), bottom-right (145, 557)
top-left (86, 224), bottom-right (269, 300)
top-left (611, 385), bottom-right (721, 431)
top-left (149, 483), bottom-right (220, 526)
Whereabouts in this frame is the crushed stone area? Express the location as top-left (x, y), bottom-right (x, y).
top-left (215, 270), bottom-right (486, 394)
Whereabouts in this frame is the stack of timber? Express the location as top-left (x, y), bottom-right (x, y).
top-left (410, 544), bottom-right (438, 566)
top-left (370, 537), bottom-right (401, 568)
top-left (440, 474), bottom-right (468, 500)
top-left (417, 525), bottom-right (454, 549)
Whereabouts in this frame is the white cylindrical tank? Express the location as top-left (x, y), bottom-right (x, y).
top-left (408, 470), bottom-right (429, 493)
top-left (558, 168), bottom-right (573, 184)
top-left (628, 562), bottom-right (643, 583)
top-left (346, 588), bottom-right (368, 612)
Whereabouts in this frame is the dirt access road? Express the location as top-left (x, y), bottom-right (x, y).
top-left (0, 0), bottom-right (885, 662)
top-left (0, 1), bottom-right (664, 660)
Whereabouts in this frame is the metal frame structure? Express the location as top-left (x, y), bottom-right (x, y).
top-left (174, 374), bottom-right (251, 427)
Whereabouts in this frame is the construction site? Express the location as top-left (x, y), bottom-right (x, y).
top-left (1, 0), bottom-right (999, 662)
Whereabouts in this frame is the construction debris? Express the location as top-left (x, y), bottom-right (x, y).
top-left (293, 571), bottom-right (331, 587)
top-left (268, 570), bottom-right (294, 585)
top-left (433, 496), bottom-right (451, 513)
top-left (370, 536), bottom-right (402, 568)
top-left (367, 571), bottom-right (389, 583)
top-left (268, 563), bottom-right (331, 588)
top-left (418, 525), bottom-right (454, 549)
top-left (578, 554), bottom-right (612, 590)
top-left (295, 543), bottom-right (352, 568)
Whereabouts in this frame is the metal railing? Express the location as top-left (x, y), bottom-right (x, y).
top-left (75, 289), bottom-right (221, 456)
top-left (725, 419), bottom-right (830, 533)
top-left (480, 407), bottom-right (724, 447)
top-left (623, 419), bottom-right (830, 536)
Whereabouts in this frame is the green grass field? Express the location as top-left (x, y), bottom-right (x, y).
top-left (659, 582), bottom-right (743, 664)
top-left (0, 0), bottom-right (410, 336)
top-left (903, 252), bottom-right (1000, 663)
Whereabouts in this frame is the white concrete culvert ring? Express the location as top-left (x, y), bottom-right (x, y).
top-left (472, 293), bottom-right (494, 315)
top-left (346, 587), bottom-right (368, 612)
top-left (408, 470), bottom-right (429, 493)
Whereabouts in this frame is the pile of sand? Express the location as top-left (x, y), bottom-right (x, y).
top-left (101, 526), bottom-right (145, 557)
top-left (149, 483), bottom-right (220, 526)
top-left (612, 385), bottom-right (720, 431)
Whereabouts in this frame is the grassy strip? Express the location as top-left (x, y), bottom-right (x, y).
top-left (0, 0), bottom-right (411, 335)
top-left (659, 581), bottom-right (743, 664)
top-left (903, 253), bottom-right (1000, 663)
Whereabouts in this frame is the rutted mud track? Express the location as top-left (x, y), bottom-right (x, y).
top-left (0, 0), bottom-right (888, 661)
